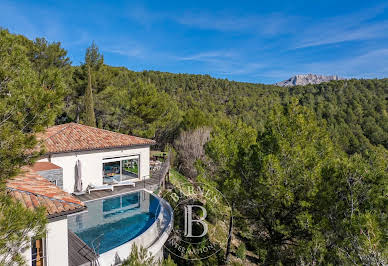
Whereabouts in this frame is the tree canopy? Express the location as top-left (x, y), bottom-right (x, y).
top-left (0, 28), bottom-right (66, 265)
top-left (205, 100), bottom-right (387, 264)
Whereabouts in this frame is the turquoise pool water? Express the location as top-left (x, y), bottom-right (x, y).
top-left (68, 191), bottom-right (160, 254)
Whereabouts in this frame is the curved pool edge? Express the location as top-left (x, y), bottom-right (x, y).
top-left (97, 189), bottom-right (173, 265)
top-left (146, 195), bottom-right (174, 262)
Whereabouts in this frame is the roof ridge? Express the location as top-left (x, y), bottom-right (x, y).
top-left (71, 123), bottom-right (154, 141)
top-left (7, 187), bottom-right (84, 207)
top-left (43, 123), bottom-right (75, 141)
top-left (40, 123), bottom-right (155, 154)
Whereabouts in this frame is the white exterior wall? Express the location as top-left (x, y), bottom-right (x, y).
top-left (38, 146), bottom-right (151, 193)
top-left (18, 218), bottom-right (69, 266)
top-left (46, 218), bottom-right (69, 266)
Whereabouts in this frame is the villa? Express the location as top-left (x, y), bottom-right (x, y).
top-left (6, 123), bottom-right (173, 266)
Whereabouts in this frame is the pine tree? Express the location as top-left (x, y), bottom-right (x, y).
top-left (0, 29), bottom-right (64, 265)
top-left (84, 64), bottom-right (96, 127)
top-left (83, 41), bottom-right (103, 127)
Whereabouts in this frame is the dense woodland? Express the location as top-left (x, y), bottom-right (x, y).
top-left (63, 62), bottom-right (388, 155)
top-left (0, 28), bottom-right (387, 265)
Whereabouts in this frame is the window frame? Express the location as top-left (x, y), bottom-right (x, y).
top-left (31, 238), bottom-right (46, 266)
top-left (102, 155), bottom-right (140, 184)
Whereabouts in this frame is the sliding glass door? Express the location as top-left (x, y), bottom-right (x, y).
top-left (103, 155), bottom-right (139, 184)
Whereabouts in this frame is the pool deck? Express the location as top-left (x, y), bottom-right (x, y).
top-left (68, 231), bottom-right (97, 266)
top-left (75, 157), bottom-right (170, 202)
top-left (74, 174), bottom-right (165, 202)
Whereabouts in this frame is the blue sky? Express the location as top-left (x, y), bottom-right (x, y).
top-left (1, 0), bottom-right (388, 83)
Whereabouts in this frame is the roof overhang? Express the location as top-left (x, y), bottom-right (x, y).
top-left (43, 143), bottom-right (155, 156)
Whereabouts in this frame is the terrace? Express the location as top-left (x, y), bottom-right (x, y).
top-left (75, 154), bottom-right (170, 202)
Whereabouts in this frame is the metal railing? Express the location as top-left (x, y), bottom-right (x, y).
top-left (91, 233), bottom-right (104, 266)
top-left (150, 153), bottom-right (171, 191)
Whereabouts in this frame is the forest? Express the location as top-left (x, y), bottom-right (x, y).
top-left (0, 28), bottom-right (387, 265)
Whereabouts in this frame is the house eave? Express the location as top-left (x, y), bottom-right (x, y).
top-left (43, 143), bottom-right (155, 156)
top-left (47, 206), bottom-right (87, 221)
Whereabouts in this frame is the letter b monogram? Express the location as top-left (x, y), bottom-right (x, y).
top-left (184, 205), bottom-right (208, 237)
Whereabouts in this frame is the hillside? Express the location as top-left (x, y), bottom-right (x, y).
top-left (2, 29), bottom-right (387, 154)
top-left (98, 69), bottom-right (388, 154)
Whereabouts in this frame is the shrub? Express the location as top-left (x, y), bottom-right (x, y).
top-left (236, 243), bottom-right (246, 260)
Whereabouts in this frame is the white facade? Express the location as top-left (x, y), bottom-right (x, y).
top-left (38, 145), bottom-right (151, 193)
top-left (22, 217), bottom-right (69, 266)
top-left (46, 218), bottom-right (69, 266)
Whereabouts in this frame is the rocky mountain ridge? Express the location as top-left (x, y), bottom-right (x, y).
top-left (275, 74), bottom-right (345, 87)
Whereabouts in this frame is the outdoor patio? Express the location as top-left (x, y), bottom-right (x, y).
top-left (75, 156), bottom-right (170, 202)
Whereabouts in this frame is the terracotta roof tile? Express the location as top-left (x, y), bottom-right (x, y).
top-left (37, 123), bottom-right (155, 154)
top-left (6, 167), bottom-right (85, 218)
top-left (30, 194), bottom-right (40, 209)
top-left (31, 162), bottom-right (61, 172)
top-left (21, 192), bottom-right (34, 210)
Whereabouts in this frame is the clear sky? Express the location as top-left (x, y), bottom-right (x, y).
top-left (1, 0), bottom-right (387, 84)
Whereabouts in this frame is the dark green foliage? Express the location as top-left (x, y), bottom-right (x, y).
top-left (85, 41), bottom-right (104, 70)
top-left (0, 29), bottom-right (66, 180)
top-left (311, 147), bottom-right (388, 265)
top-left (122, 244), bottom-right (155, 266)
top-left (140, 71), bottom-right (388, 154)
top-left (0, 195), bottom-right (47, 265)
top-left (209, 101), bottom-right (335, 264)
top-left (180, 108), bottom-right (211, 131)
top-left (289, 79), bottom-right (388, 154)
top-left (162, 255), bottom-right (178, 266)
top-left (82, 42), bottom-right (103, 127)
top-left (0, 29), bottom-right (66, 266)
top-left (95, 78), bottom-right (181, 145)
top-left (121, 244), bottom-right (177, 266)
top-left (6, 30), bottom-right (386, 156)
top-left (69, 67), bottom-right (387, 155)
top-left (236, 243), bottom-right (246, 260)
top-left (84, 65), bottom-right (96, 127)
top-left (206, 101), bottom-right (387, 264)
top-left (26, 37), bottom-right (71, 74)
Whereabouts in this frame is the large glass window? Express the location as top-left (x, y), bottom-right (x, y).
top-left (121, 158), bottom-right (139, 181)
top-left (103, 156), bottom-right (139, 184)
top-left (31, 238), bottom-right (45, 266)
top-left (103, 161), bottom-right (121, 183)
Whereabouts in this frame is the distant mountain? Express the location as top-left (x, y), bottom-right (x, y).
top-left (275, 74), bottom-right (345, 87)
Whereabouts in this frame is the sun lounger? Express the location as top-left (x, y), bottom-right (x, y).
top-left (87, 184), bottom-right (114, 194)
top-left (112, 180), bottom-right (135, 188)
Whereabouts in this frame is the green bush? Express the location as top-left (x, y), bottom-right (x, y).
top-left (236, 243), bottom-right (246, 260)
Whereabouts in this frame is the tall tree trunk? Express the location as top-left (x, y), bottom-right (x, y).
top-left (84, 65), bottom-right (96, 127)
top-left (225, 203), bottom-right (234, 263)
top-left (76, 104), bottom-right (80, 123)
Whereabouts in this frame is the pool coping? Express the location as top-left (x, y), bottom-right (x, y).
top-left (77, 188), bottom-right (151, 203)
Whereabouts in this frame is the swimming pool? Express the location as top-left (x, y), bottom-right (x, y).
top-left (68, 191), bottom-right (161, 254)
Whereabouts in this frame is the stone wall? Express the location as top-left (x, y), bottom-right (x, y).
top-left (38, 168), bottom-right (63, 189)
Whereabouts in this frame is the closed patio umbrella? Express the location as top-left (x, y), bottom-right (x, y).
top-left (75, 159), bottom-right (83, 192)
